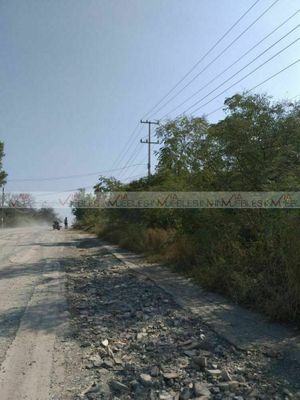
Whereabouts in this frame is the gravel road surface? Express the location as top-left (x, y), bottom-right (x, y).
top-left (0, 227), bottom-right (68, 400)
top-left (0, 227), bottom-right (299, 400)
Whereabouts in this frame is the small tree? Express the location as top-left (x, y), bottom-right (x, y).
top-left (0, 141), bottom-right (7, 186)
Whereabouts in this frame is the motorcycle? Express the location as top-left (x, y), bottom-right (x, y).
top-left (52, 221), bottom-right (61, 230)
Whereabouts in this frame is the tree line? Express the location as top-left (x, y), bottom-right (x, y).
top-left (0, 144), bottom-right (58, 227)
top-left (73, 93), bottom-right (300, 324)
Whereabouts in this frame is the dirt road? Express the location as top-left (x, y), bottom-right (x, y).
top-left (0, 227), bottom-right (299, 400)
top-left (0, 227), bottom-right (69, 400)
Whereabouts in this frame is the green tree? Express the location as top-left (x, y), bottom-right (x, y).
top-left (72, 93), bottom-right (300, 323)
top-left (207, 93), bottom-right (300, 190)
top-left (156, 116), bottom-right (209, 178)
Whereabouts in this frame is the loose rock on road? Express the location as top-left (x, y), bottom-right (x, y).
top-left (0, 227), bottom-right (299, 400)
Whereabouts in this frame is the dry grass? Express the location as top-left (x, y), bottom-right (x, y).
top-left (90, 213), bottom-right (300, 325)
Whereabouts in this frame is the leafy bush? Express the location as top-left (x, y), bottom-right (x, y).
top-left (73, 93), bottom-right (300, 324)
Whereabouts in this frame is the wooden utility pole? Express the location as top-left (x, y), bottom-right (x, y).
top-left (140, 120), bottom-right (159, 179)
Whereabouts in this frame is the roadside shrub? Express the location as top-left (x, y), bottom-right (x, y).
top-left (73, 94), bottom-right (300, 325)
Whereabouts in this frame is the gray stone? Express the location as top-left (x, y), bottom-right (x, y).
top-left (134, 384), bottom-right (150, 399)
top-left (180, 387), bottom-right (192, 400)
top-left (97, 383), bottom-right (111, 400)
top-left (140, 373), bottom-right (152, 385)
top-left (214, 345), bottom-right (225, 354)
top-left (227, 381), bottom-right (240, 390)
top-left (192, 356), bottom-right (207, 369)
top-left (129, 379), bottom-right (138, 388)
top-left (113, 356), bottom-right (122, 365)
top-left (183, 350), bottom-right (197, 357)
top-left (81, 382), bottom-right (101, 397)
top-left (210, 386), bottom-right (220, 394)
top-left (163, 372), bottom-right (179, 380)
top-left (193, 382), bottom-right (211, 397)
top-left (221, 369), bottom-right (232, 382)
top-left (110, 380), bottom-right (130, 393)
top-left (159, 391), bottom-right (177, 400)
top-left (182, 341), bottom-right (201, 350)
top-left (217, 382), bottom-right (230, 392)
top-left (137, 332), bottom-right (148, 340)
top-left (207, 369), bottom-right (222, 377)
top-left (283, 388), bottom-right (294, 398)
top-left (150, 366), bottom-right (160, 377)
top-left (101, 359), bottom-right (114, 369)
top-left (88, 354), bottom-right (102, 368)
top-left (98, 367), bottom-right (110, 377)
top-left (64, 239), bottom-right (298, 400)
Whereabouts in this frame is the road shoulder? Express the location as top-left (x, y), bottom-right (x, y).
top-left (60, 232), bottom-right (300, 398)
top-left (102, 242), bottom-right (300, 365)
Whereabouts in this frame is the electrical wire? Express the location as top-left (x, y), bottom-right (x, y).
top-left (186, 37), bottom-right (300, 115)
top-left (122, 173), bottom-right (146, 183)
top-left (112, 0), bottom-right (266, 174)
top-left (117, 142), bottom-right (145, 179)
top-left (290, 93), bottom-right (300, 100)
top-left (116, 126), bottom-right (144, 169)
top-left (141, 0), bottom-right (262, 119)
top-left (160, 9), bottom-right (300, 118)
top-left (205, 58), bottom-right (300, 117)
top-left (8, 163), bottom-right (146, 183)
top-left (110, 123), bottom-right (141, 168)
top-left (148, 0), bottom-right (280, 118)
top-left (125, 157), bottom-right (147, 179)
top-left (29, 172), bottom-right (147, 199)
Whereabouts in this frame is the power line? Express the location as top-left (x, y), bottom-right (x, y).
top-left (186, 37), bottom-right (300, 115)
top-left (31, 173), bottom-right (147, 198)
top-left (112, 0), bottom-right (262, 175)
top-left (110, 124), bottom-right (144, 178)
top-left (205, 58), bottom-right (300, 117)
top-left (243, 59), bottom-right (300, 96)
top-left (92, 0), bottom-right (286, 179)
top-left (124, 157), bottom-right (147, 179)
top-left (122, 173), bottom-right (146, 183)
top-left (8, 163), bottom-right (146, 183)
top-left (161, 9), bottom-right (300, 118)
top-left (112, 0), bottom-right (274, 175)
top-left (116, 122), bottom-right (159, 180)
top-left (181, 28), bottom-right (300, 114)
top-left (117, 142), bottom-right (145, 180)
top-left (290, 93), bottom-right (300, 100)
top-left (141, 0), bottom-right (261, 119)
top-left (149, 0), bottom-right (280, 118)
top-left (33, 60), bottom-right (300, 193)
top-left (114, 123), bottom-right (155, 181)
top-left (109, 122), bottom-right (141, 169)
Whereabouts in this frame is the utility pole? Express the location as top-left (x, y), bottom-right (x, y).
top-left (1, 185), bottom-right (4, 229)
top-left (140, 120), bottom-right (159, 179)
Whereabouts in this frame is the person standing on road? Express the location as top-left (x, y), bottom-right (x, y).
top-left (64, 217), bottom-right (68, 229)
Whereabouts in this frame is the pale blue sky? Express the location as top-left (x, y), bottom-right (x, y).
top-left (1, 0), bottom-right (300, 197)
